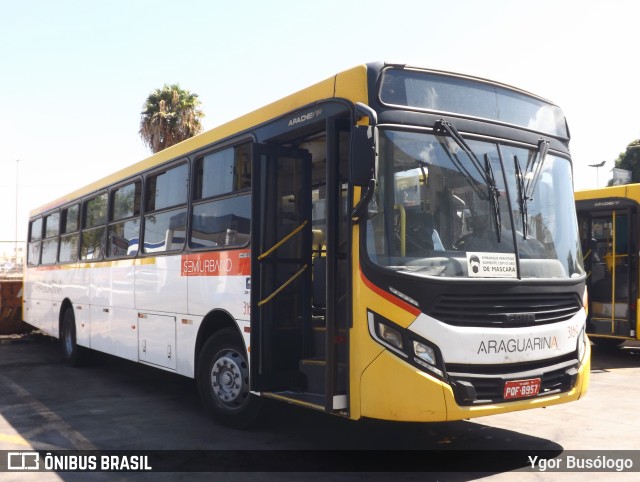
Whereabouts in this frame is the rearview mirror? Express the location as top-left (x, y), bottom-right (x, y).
top-left (350, 103), bottom-right (378, 186)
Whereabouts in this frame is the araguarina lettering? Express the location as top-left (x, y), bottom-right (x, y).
top-left (477, 336), bottom-right (558, 354)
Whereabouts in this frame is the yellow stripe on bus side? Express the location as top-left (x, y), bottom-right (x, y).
top-left (71, 257), bottom-right (157, 269)
top-left (32, 257), bottom-right (157, 271)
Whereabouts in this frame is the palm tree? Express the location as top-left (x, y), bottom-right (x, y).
top-left (139, 84), bottom-right (205, 153)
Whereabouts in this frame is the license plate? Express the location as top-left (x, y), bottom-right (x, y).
top-left (503, 378), bottom-right (541, 399)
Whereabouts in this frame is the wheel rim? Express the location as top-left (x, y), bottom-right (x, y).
top-left (210, 350), bottom-right (249, 410)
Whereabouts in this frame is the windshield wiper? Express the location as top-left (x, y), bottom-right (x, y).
top-left (512, 138), bottom-right (548, 240)
top-left (434, 119), bottom-right (502, 242)
top-left (524, 139), bottom-right (549, 200)
top-left (513, 155), bottom-right (528, 239)
top-left (434, 120), bottom-right (491, 190)
top-left (484, 153), bottom-right (502, 242)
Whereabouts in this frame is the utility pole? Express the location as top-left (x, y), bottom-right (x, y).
top-left (15, 159), bottom-right (19, 266)
top-left (589, 161), bottom-right (605, 188)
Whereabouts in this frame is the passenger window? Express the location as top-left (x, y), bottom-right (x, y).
top-left (81, 193), bottom-right (107, 260)
top-left (84, 193), bottom-right (108, 228)
top-left (27, 218), bottom-right (43, 266)
top-left (62, 204), bottom-right (79, 234)
top-left (112, 181), bottom-right (141, 220)
top-left (41, 212), bottom-right (60, 264)
top-left (108, 181), bottom-right (141, 258)
top-left (191, 144), bottom-right (251, 248)
top-left (191, 196), bottom-right (251, 248)
top-left (29, 218), bottom-right (43, 242)
top-left (146, 163), bottom-right (188, 211)
top-left (44, 212), bottom-right (60, 238)
top-left (143, 164), bottom-right (187, 254)
top-left (59, 204), bottom-right (80, 263)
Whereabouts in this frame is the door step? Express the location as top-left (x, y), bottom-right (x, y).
top-left (299, 357), bottom-right (347, 394)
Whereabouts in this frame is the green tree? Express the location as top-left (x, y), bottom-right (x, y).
top-left (613, 139), bottom-right (640, 183)
top-left (139, 84), bottom-right (204, 153)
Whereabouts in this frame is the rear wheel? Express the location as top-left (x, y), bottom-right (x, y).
top-left (60, 308), bottom-right (89, 366)
top-left (197, 329), bottom-right (262, 428)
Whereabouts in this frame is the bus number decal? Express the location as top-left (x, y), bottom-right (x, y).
top-left (567, 324), bottom-right (581, 338)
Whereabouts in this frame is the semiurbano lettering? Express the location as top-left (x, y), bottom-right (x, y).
top-left (183, 258), bottom-right (232, 275)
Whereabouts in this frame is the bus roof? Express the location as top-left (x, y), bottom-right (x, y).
top-left (575, 183), bottom-right (640, 202)
top-left (30, 63), bottom-right (369, 217)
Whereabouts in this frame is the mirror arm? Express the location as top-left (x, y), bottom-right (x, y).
top-left (355, 102), bottom-right (377, 127)
top-left (352, 178), bottom-right (376, 223)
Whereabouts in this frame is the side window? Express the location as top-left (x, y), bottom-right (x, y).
top-left (81, 193), bottom-right (107, 260)
top-left (27, 218), bottom-right (43, 266)
top-left (143, 163), bottom-right (188, 253)
top-left (191, 144), bottom-right (251, 248)
top-left (59, 204), bottom-right (80, 263)
top-left (146, 163), bottom-right (188, 211)
top-left (41, 212), bottom-right (60, 265)
top-left (108, 181), bottom-right (141, 258)
top-left (64, 204), bottom-right (80, 233)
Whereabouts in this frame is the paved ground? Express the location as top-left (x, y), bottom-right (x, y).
top-left (0, 333), bottom-right (638, 481)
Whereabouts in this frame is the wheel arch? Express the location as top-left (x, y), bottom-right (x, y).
top-left (194, 309), bottom-right (245, 378)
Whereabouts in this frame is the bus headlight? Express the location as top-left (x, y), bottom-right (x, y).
top-left (413, 340), bottom-right (436, 365)
top-left (376, 323), bottom-right (404, 351)
top-left (413, 340), bottom-right (444, 377)
top-left (368, 311), bottom-right (407, 357)
top-left (367, 310), bottom-right (446, 379)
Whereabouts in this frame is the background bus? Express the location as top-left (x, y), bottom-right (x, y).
top-left (24, 62), bottom-right (589, 427)
top-left (576, 184), bottom-right (640, 348)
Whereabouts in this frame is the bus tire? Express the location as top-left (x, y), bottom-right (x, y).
top-left (197, 329), bottom-right (262, 428)
top-left (61, 308), bottom-right (89, 367)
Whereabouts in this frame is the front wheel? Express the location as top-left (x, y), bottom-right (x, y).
top-left (197, 329), bottom-right (263, 428)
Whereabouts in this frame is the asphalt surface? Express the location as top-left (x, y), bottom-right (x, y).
top-left (0, 333), bottom-right (638, 481)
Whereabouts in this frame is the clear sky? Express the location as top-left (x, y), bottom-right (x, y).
top-left (1, 0), bottom-right (639, 256)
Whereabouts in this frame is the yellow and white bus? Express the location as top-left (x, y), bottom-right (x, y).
top-left (24, 62), bottom-right (590, 427)
top-left (576, 184), bottom-right (640, 348)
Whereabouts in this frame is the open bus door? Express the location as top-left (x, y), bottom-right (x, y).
top-left (250, 119), bottom-right (350, 413)
top-left (250, 144), bottom-right (313, 392)
top-left (578, 204), bottom-right (637, 347)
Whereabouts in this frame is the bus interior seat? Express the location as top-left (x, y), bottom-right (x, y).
top-left (405, 210), bottom-right (443, 254)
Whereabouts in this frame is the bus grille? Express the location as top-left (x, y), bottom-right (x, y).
top-left (428, 293), bottom-right (582, 327)
top-left (447, 355), bottom-right (580, 406)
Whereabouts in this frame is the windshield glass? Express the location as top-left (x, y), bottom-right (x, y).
top-left (365, 129), bottom-right (584, 279)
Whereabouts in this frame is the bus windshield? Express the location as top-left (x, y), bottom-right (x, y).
top-left (366, 128), bottom-right (584, 279)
